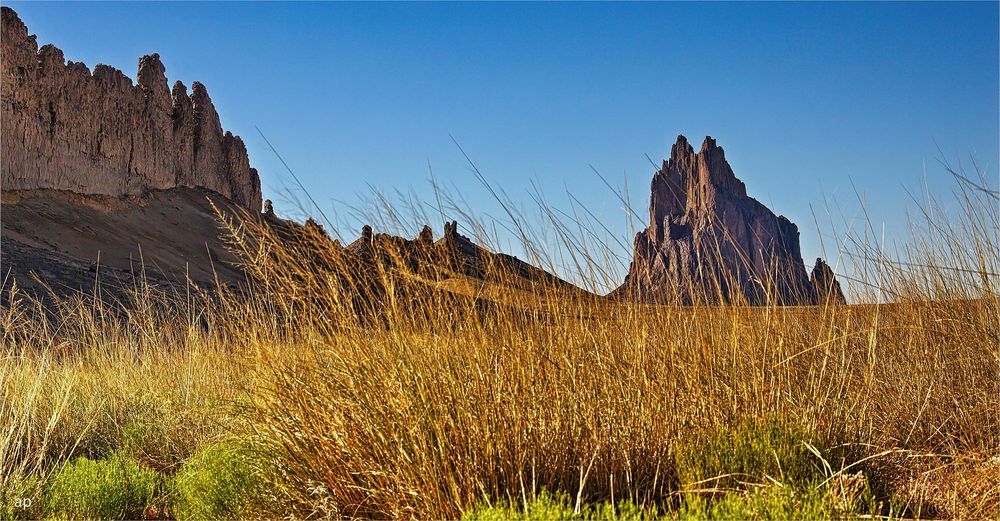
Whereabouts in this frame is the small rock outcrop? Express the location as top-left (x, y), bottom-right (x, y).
top-left (614, 135), bottom-right (844, 305)
top-left (0, 7), bottom-right (261, 212)
top-left (810, 258), bottom-right (846, 304)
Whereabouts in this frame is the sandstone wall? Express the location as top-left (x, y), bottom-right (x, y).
top-left (1, 7), bottom-right (261, 212)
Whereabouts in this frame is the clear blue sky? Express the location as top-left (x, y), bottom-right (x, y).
top-left (9, 1), bottom-right (999, 289)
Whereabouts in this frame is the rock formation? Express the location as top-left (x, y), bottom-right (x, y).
top-left (336, 220), bottom-right (583, 293)
top-left (810, 258), bottom-right (846, 305)
top-left (614, 135), bottom-right (844, 305)
top-left (0, 7), bottom-right (261, 212)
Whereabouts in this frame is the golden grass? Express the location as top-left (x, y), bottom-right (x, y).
top-left (1, 164), bottom-right (997, 519)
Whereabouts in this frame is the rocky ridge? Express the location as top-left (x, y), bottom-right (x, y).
top-left (335, 219), bottom-right (583, 293)
top-left (614, 135), bottom-right (844, 305)
top-left (241, 215), bottom-right (589, 320)
top-left (0, 7), bottom-right (261, 212)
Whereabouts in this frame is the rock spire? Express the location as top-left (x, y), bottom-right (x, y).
top-left (614, 134), bottom-right (844, 305)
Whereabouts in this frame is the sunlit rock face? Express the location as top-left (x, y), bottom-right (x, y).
top-left (1, 6), bottom-right (261, 212)
top-left (614, 134), bottom-right (843, 305)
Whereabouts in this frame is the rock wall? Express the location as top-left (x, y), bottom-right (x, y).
top-left (614, 135), bottom-right (844, 305)
top-left (1, 7), bottom-right (261, 212)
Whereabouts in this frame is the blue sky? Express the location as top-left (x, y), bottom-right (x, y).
top-left (9, 1), bottom-right (999, 288)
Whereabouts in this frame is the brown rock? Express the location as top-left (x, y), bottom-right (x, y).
top-left (341, 220), bottom-right (582, 292)
top-left (418, 224), bottom-right (434, 245)
top-left (222, 131), bottom-right (261, 211)
top-left (0, 7), bottom-right (261, 212)
top-left (170, 81), bottom-right (196, 185)
top-left (614, 134), bottom-right (841, 305)
top-left (810, 258), bottom-right (846, 304)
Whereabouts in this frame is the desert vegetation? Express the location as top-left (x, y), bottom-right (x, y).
top-left (1, 162), bottom-right (997, 520)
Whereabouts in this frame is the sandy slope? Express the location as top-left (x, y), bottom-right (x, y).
top-left (2, 187), bottom-right (249, 300)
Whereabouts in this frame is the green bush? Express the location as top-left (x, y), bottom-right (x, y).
top-left (464, 485), bottom-right (878, 521)
top-left (170, 442), bottom-right (271, 520)
top-left (672, 419), bottom-right (880, 519)
top-left (0, 474), bottom-right (42, 520)
top-left (44, 452), bottom-right (162, 519)
top-left (463, 491), bottom-right (659, 520)
top-left (674, 419), bottom-right (826, 492)
top-left (679, 483), bottom-right (842, 520)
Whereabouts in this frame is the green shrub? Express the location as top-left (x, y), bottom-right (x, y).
top-left (672, 419), bottom-right (880, 519)
top-left (0, 474), bottom-right (42, 520)
top-left (44, 452), bottom-right (162, 519)
top-left (463, 491), bottom-right (659, 520)
top-left (462, 484), bottom-right (881, 521)
top-left (679, 483), bottom-right (841, 520)
top-left (170, 442), bottom-right (272, 520)
top-left (674, 419), bottom-right (826, 492)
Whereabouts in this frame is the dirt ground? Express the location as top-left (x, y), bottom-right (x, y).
top-left (1, 187), bottom-right (250, 303)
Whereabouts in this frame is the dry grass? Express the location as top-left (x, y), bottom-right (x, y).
top-left (1, 162), bottom-right (997, 519)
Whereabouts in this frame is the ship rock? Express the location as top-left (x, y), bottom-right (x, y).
top-left (613, 135), bottom-right (845, 305)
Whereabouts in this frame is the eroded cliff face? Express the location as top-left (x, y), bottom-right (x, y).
top-left (0, 7), bottom-right (262, 212)
top-left (614, 135), bottom-right (844, 305)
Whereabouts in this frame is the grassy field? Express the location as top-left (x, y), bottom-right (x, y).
top-left (1, 170), bottom-right (997, 520)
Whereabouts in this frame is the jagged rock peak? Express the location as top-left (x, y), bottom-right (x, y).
top-left (810, 258), bottom-right (846, 304)
top-left (0, 6), bottom-right (262, 212)
top-left (418, 225), bottom-right (434, 244)
top-left (137, 54), bottom-right (166, 87)
top-left (444, 220), bottom-right (459, 238)
top-left (191, 80), bottom-right (211, 99)
top-left (670, 134), bottom-right (692, 157)
top-left (2, 6), bottom-right (27, 34)
top-left (171, 79), bottom-right (187, 97)
top-left (614, 134), bottom-right (842, 305)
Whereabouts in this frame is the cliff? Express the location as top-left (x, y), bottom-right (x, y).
top-left (0, 7), bottom-right (261, 212)
top-left (614, 135), bottom-right (845, 305)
